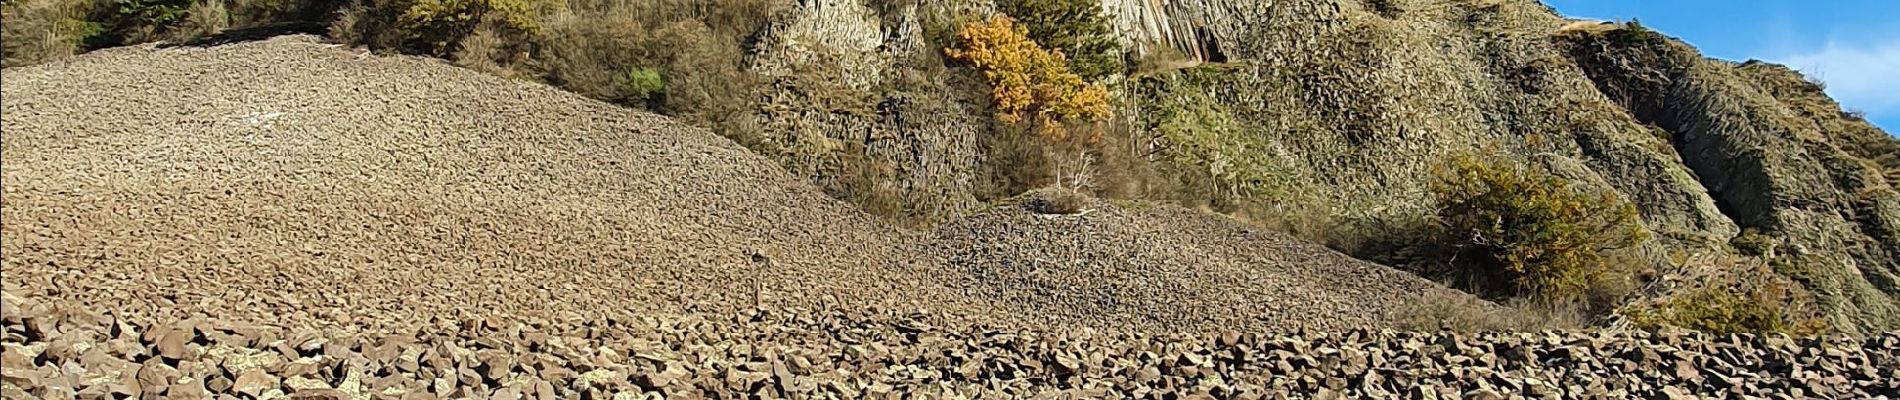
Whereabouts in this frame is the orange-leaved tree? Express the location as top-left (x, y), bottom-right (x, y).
top-left (945, 15), bottom-right (1110, 141)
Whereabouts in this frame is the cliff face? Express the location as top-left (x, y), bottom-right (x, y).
top-left (1109, 0), bottom-right (1738, 240)
top-left (738, 0), bottom-right (990, 222)
top-left (737, 0), bottom-right (1898, 331)
top-left (1562, 24), bottom-right (1900, 330)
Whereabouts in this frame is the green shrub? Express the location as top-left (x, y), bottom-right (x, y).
top-left (113, 0), bottom-right (193, 29)
top-left (1603, 19), bottom-right (1667, 48)
top-left (1141, 68), bottom-right (1296, 202)
top-left (1430, 155), bottom-right (1648, 299)
top-left (1653, 288), bottom-right (1784, 334)
top-left (996, 0), bottom-right (1122, 80)
top-left (621, 67), bottom-right (664, 103)
top-left (48, 0), bottom-right (193, 48)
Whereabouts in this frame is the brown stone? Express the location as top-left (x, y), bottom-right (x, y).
top-left (1219, 332), bottom-right (1242, 348)
top-left (1673, 360), bottom-right (1701, 382)
top-left (289, 388), bottom-right (350, 400)
top-left (234, 368), bottom-right (281, 396)
top-left (135, 360), bottom-right (179, 395)
top-left (169, 376), bottom-right (210, 399)
top-left (491, 387), bottom-right (521, 400)
top-left (207, 375), bottom-right (233, 392)
top-left (1312, 388), bottom-right (1343, 400)
top-left (1463, 388), bottom-right (1505, 400)
top-left (156, 329), bottom-right (194, 360)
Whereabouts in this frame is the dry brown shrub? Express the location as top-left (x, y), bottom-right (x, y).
top-left (532, 6), bottom-right (646, 100)
top-left (325, 0), bottom-right (365, 43)
top-left (223, 0), bottom-right (343, 26)
top-left (1243, 203), bottom-right (1345, 249)
top-left (649, 20), bottom-right (748, 121)
top-left (1044, 108), bottom-right (1253, 216)
top-left (175, 0), bottom-right (230, 40)
top-left (1554, 19), bottom-right (1617, 35)
top-left (836, 162), bottom-right (909, 221)
top-left (1399, 290), bottom-right (1586, 332)
top-left (1086, 119), bottom-right (1155, 200)
top-left (1623, 253), bottom-right (1830, 335)
top-left (1026, 187), bottom-right (1089, 215)
top-left (1, 0), bottom-right (98, 66)
top-left (450, 21), bottom-right (505, 75)
top-left (327, 0), bottom-right (407, 50)
top-left (1129, 42), bottom-right (1198, 77)
top-left (979, 124), bottom-right (1057, 200)
top-left (531, 0), bottom-right (777, 119)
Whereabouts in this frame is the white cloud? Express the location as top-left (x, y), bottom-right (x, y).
top-left (1771, 39), bottom-right (1900, 118)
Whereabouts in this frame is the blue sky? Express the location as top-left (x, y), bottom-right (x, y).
top-left (1543, 0), bottom-right (1899, 133)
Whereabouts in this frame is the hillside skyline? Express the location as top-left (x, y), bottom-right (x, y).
top-left (1545, 0), bottom-right (1900, 133)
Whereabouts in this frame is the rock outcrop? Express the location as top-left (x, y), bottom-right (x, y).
top-left (1561, 21), bottom-right (1900, 331)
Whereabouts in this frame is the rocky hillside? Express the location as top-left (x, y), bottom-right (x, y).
top-left (731, 0), bottom-right (1900, 333)
top-left (0, 33), bottom-right (1636, 399)
top-left (2, 0), bottom-right (1898, 397)
top-left (921, 191), bottom-right (1472, 331)
top-left (0, 35), bottom-right (1469, 335)
top-left (7, 0), bottom-right (1888, 331)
